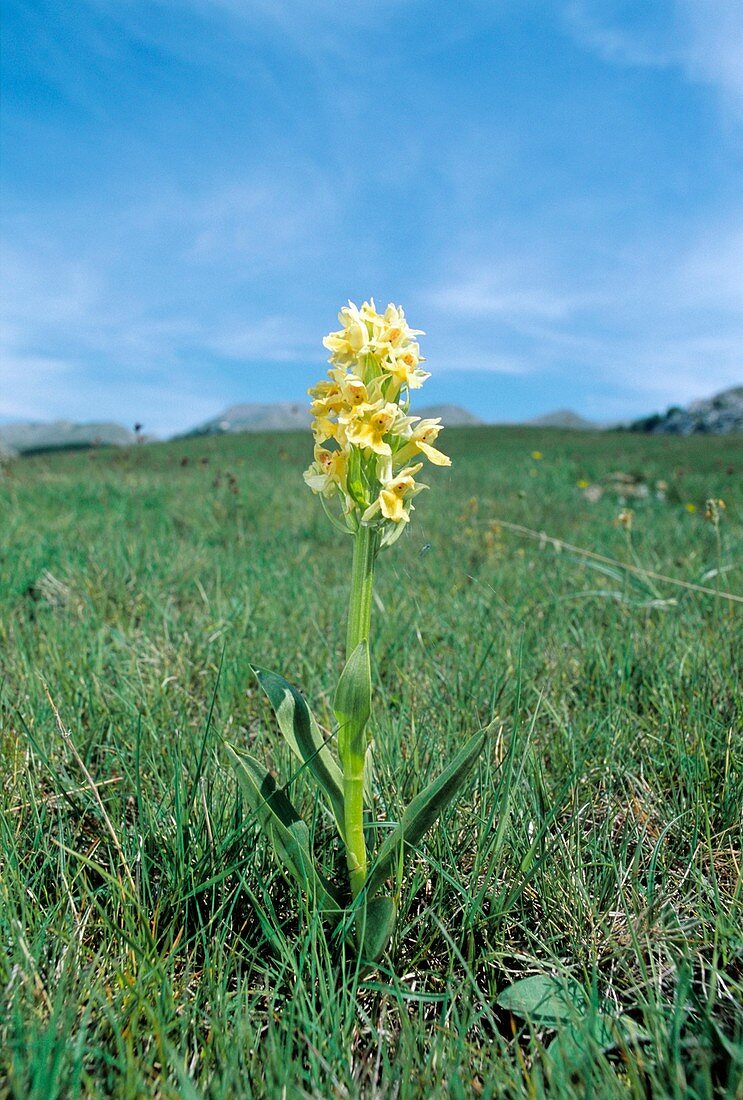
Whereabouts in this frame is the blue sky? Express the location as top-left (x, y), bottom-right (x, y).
top-left (1, 0), bottom-right (742, 436)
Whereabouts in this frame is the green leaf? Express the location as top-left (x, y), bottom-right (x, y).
top-left (496, 975), bottom-right (588, 1026)
top-left (252, 666), bottom-right (346, 839)
top-left (333, 640), bottom-right (372, 762)
top-left (358, 896), bottom-right (396, 963)
top-left (224, 742), bottom-right (341, 915)
top-left (366, 722), bottom-right (491, 899)
top-left (547, 1013), bottom-right (647, 1065)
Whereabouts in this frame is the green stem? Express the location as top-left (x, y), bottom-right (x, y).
top-left (343, 523), bottom-right (378, 898)
top-left (346, 523), bottom-right (378, 661)
top-left (344, 764), bottom-right (367, 899)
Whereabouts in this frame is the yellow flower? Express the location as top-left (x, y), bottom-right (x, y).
top-left (395, 418), bottom-right (451, 467)
top-left (303, 446), bottom-right (348, 496)
top-left (340, 374), bottom-right (373, 411)
top-left (308, 299), bottom-right (448, 529)
top-left (685, 502), bottom-right (697, 513)
top-left (531, 451), bottom-right (543, 461)
top-left (381, 344), bottom-right (430, 390)
top-left (375, 303), bottom-right (424, 350)
top-left (322, 300), bottom-right (429, 392)
top-left (362, 463), bottom-right (425, 524)
top-left (323, 302), bottom-right (373, 367)
top-left (311, 415), bottom-right (345, 446)
top-left (308, 378), bottom-right (345, 418)
top-left (342, 402), bottom-right (403, 456)
top-left (577, 479), bottom-right (589, 489)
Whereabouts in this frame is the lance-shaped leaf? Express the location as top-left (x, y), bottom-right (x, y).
top-left (358, 895), bottom-right (397, 963)
top-left (252, 666), bottom-right (346, 838)
top-left (225, 742), bottom-right (341, 915)
top-left (496, 975), bottom-right (588, 1026)
top-left (334, 640), bottom-right (372, 763)
top-left (366, 723), bottom-right (491, 899)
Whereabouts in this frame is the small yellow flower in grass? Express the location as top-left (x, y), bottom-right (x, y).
top-left (685, 502), bottom-right (697, 513)
top-left (531, 451), bottom-right (543, 461)
top-left (577, 479), bottom-right (589, 489)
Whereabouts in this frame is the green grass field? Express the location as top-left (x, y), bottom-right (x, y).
top-left (1, 426), bottom-right (741, 1099)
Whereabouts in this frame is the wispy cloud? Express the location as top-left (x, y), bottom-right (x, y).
top-left (677, 0), bottom-right (743, 111)
top-left (426, 215), bottom-right (743, 410)
top-left (430, 268), bottom-right (602, 323)
top-left (563, 0), bottom-right (743, 116)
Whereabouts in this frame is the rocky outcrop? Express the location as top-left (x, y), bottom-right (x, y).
top-left (629, 386), bottom-right (743, 435)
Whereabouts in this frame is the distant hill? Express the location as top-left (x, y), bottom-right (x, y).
top-left (0, 420), bottom-right (136, 455)
top-left (414, 404), bottom-right (483, 426)
top-left (182, 401), bottom-right (482, 437)
top-left (628, 386), bottom-right (743, 435)
top-left (525, 409), bottom-right (599, 430)
top-left (182, 402), bottom-right (312, 437)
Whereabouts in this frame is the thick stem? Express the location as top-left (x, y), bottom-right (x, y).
top-left (344, 768), bottom-right (367, 898)
top-left (343, 523), bottom-right (378, 898)
top-left (346, 523), bottom-right (378, 660)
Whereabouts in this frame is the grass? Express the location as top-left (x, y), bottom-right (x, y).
top-left (1, 425), bottom-right (741, 1099)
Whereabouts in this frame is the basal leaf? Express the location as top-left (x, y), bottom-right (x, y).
top-left (225, 742), bottom-right (341, 915)
top-left (366, 722), bottom-right (491, 899)
top-left (358, 896), bottom-right (396, 963)
top-left (496, 975), bottom-right (588, 1026)
top-left (548, 1013), bottom-right (648, 1059)
top-left (252, 666), bottom-right (346, 839)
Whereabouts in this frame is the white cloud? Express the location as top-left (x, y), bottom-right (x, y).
top-left (563, 0), bottom-right (743, 116)
top-left (563, 1), bottom-right (678, 67)
top-left (677, 0), bottom-right (743, 107)
top-left (430, 271), bottom-right (601, 323)
top-left (202, 315), bottom-right (315, 362)
top-left (426, 348), bottom-right (530, 375)
top-left (0, 352), bottom-right (78, 421)
top-left (425, 214), bottom-right (743, 409)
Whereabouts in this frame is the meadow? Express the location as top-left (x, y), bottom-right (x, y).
top-left (1, 426), bottom-right (741, 1099)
